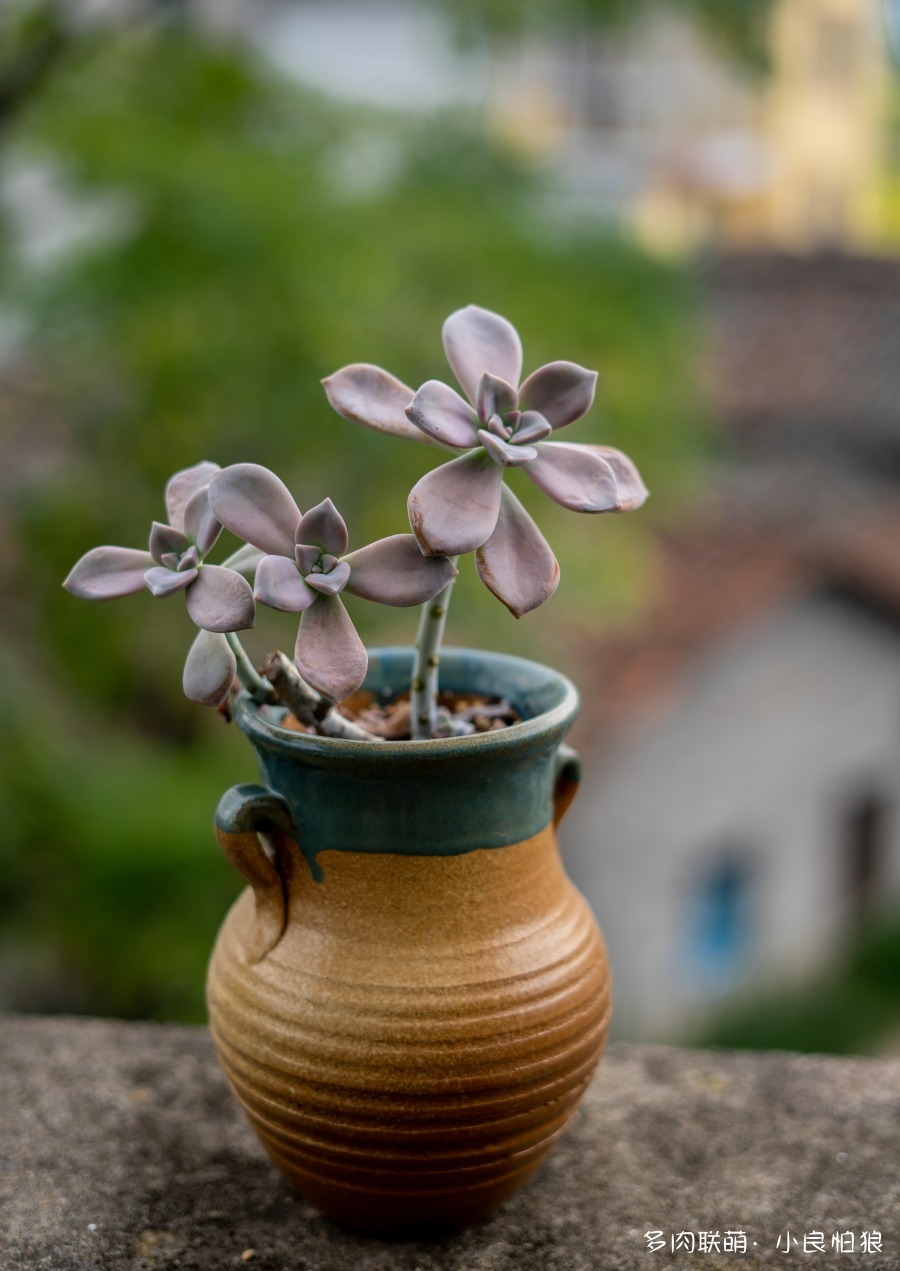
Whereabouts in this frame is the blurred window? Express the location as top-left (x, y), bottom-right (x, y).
top-left (811, 16), bottom-right (863, 88)
top-left (842, 791), bottom-right (888, 924)
top-left (680, 852), bottom-right (755, 994)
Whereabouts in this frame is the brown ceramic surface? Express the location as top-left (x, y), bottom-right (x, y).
top-left (206, 825), bottom-right (610, 1233)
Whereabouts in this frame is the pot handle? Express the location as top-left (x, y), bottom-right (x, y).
top-left (553, 744), bottom-right (582, 828)
top-left (214, 783), bottom-right (297, 963)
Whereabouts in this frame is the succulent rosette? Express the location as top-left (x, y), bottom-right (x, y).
top-left (208, 463), bottom-right (458, 703)
top-left (324, 305), bottom-right (648, 618)
top-left (63, 462), bottom-right (257, 707)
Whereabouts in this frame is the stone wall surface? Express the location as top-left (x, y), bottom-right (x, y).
top-left (1, 1016), bottom-right (898, 1271)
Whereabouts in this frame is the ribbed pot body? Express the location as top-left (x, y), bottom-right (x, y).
top-left (206, 649), bottom-right (611, 1234)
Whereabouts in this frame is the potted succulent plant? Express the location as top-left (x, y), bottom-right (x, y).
top-left (64, 305), bottom-right (647, 1235)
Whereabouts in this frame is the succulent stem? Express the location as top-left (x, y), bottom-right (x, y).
top-left (263, 652), bottom-right (382, 742)
top-left (411, 559), bottom-right (459, 740)
top-left (225, 632), bottom-right (275, 705)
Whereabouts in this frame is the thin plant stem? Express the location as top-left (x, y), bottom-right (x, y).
top-left (263, 652), bottom-right (381, 741)
top-left (411, 558), bottom-right (459, 741)
top-left (225, 632), bottom-right (274, 704)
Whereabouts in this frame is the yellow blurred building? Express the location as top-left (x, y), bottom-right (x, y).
top-left (487, 0), bottom-right (888, 252)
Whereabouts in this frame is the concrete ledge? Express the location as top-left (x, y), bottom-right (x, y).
top-left (1, 1016), bottom-right (898, 1270)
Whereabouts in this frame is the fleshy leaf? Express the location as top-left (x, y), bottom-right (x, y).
top-left (183, 486), bottom-right (222, 558)
top-left (208, 463), bottom-right (301, 558)
top-left (165, 461), bottom-right (222, 533)
top-left (63, 546), bottom-right (155, 600)
top-left (184, 564), bottom-right (255, 632)
top-left (524, 442), bottom-right (621, 512)
top-left (255, 555), bottom-right (317, 613)
top-left (149, 522), bottom-right (189, 566)
top-left (513, 411), bottom-right (552, 445)
top-left (178, 545), bottom-right (200, 571)
top-left (405, 380), bottom-right (479, 449)
top-left (442, 306), bottom-right (523, 406)
top-left (475, 486), bottom-right (559, 618)
top-left (584, 445), bottom-right (649, 511)
top-left (305, 560), bottom-right (351, 596)
top-left (182, 628), bottom-right (236, 707)
top-left (221, 543), bottom-right (265, 576)
top-left (322, 364), bottom-right (444, 447)
top-left (408, 450), bottom-right (504, 556)
top-left (296, 498), bottom-right (349, 557)
top-left (294, 543), bottom-right (320, 574)
top-left (144, 565), bottom-right (197, 597)
top-left (518, 361), bottom-right (598, 429)
top-left (477, 429), bottom-right (538, 468)
top-left (475, 372), bottom-right (518, 424)
top-left (294, 595), bottom-right (368, 703)
top-left (343, 534), bottom-right (458, 606)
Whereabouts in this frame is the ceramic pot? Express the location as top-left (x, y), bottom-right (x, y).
top-left (206, 647), bottom-right (611, 1235)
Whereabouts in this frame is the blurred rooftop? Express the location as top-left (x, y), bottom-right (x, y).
top-left (706, 252), bottom-right (900, 450)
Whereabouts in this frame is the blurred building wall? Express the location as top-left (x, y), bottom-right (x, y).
top-left (565, 590), bottom-right (900, 1041)
top-left (487, 0), bottom-right (888, 251)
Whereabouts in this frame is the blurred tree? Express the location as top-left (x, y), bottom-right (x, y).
top-left (0, 1), bottom-right (710, 1019)
top-left (431, 0), bottom-right (774, 71)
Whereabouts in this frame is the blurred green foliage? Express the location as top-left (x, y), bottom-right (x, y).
top-left (699, 914), bottom-right (900, 1054)
top-left (1, 5), bottom-right (710, 1020)
top-left (433, 0), bottom-right (775, 72)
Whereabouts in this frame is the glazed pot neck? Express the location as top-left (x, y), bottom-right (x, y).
top-left (227, 647), bottom-right (579, 864)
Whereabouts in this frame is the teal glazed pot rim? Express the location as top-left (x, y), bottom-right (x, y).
top-left (222, 647), bottom-right (580, 861)
top-left (233, 646), bottom-right (579, 775)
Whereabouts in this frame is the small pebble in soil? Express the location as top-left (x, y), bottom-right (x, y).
top-left (282, 690), bottom-right (520, 740)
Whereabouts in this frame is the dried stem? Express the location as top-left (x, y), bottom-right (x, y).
top-left (411, 559), bottom-right (459, 741)
top-left (263, 651), bottom-right (382, 742)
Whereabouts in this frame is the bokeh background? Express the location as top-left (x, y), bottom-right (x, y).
top-left (2, 0), bottom-right (900, 1052)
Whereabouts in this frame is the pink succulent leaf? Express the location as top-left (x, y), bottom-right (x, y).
top-left (294, 543), bottom-right (320, 574)
top-left (305, 560), bottom-right (351, 596)
top-left (322, 364), bottom-right (445, 448)
top-left (208, 463), bottom-right (301, 558)
top-left (524, 441), bottom-right (621, 513)
top-left (408, 450), bottom-right (504, 557)
top-left (164, 461), bottom-right (222, 533)
top-left (513, 411), bottom-right (552, 445)
top-left (477, 429), bottom-right (538, 468)
top-left (518, 361), bottom-right (598, 430)
top-left (475, 485), bottom-right (560, 618)
top-left (149, 522), bottom-right (190, 566)
top-left (320, 554), bottom-right (339, 571)
top-left (178, 545), bottom-right (200, 571)
top-left (442, 305), bottom-right (523, 406)
top-left (144, 565), bottom-right (197, 598)
top-left (476, 372), bottom-right (518, 424)
top-left (222, 543), bottom-right (264, 576)
top-left (405, 379), bottom-right (479, 450)
top-left (184, 564), bottom-right (255, 633)
top-left (182, 628), bottom-right (236, 708)
top-left (295, 498), bottom-right (349, 558)
top-left (294, 595), bottom-right (368, 703)
top-left (182, 486), bottom-right (222, 558)
top-left (488, 415), bottom-right (512, 439)
top-left (63, 546), bottom-right (155, 600)
top-left (160, 552), bottom-right (181, 570)
top-left (254, 554), bottom-right (317, 613)
top-left (343, 534), bottom-right (458, 606)
top-left (584, 445), bottom-right (650, 511)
